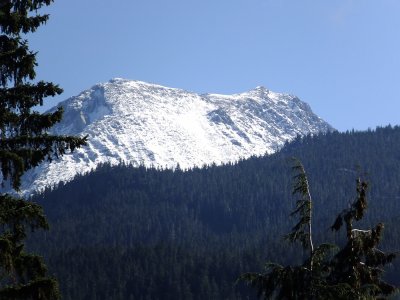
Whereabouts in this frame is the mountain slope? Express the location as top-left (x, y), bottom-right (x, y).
top-left (21, 78), bottom-right (333, 195)
top-left (29, 126), bottom-right (400, 299)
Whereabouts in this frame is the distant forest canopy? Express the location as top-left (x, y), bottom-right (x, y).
top-left (28, 125), bottom-right (400, 299)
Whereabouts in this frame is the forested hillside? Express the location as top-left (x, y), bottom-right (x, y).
top-left (29, 125), bottom-right (400, 299)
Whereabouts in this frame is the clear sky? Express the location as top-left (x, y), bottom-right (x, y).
top-left (30, 0), bottom-right (400, 132)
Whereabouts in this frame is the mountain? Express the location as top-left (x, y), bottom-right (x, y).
top-left (21, 78), bottom-right (333, 195)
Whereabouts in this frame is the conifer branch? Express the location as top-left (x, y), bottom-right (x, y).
top-left (286, 158), bottom-right (314, 268)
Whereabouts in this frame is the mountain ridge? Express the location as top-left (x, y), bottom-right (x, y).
top-left (20, 78), bottom-right (333, 195)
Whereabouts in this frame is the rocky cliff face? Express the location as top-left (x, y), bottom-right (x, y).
top-left (20, 78), bottom-right (334, 196)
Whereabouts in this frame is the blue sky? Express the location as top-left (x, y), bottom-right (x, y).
top-left (30, 0), bottom-right (400, 131)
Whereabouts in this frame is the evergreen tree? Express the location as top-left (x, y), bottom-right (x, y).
top-left (240, 160), bottom-right (398, 299)
top-left (327, 179), bottom-right (397, 298)
top-left (0, 1), bottom-right (86, 299)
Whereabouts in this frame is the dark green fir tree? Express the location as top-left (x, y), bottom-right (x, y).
top-left (0, 1), bottom-right (86, 299)
top-left (240, 159), bottom-right (398, 299)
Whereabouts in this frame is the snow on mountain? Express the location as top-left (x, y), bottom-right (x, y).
top-left (20, 78), bottom-right (334, 196)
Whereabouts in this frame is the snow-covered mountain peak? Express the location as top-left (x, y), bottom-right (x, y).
top-left (251, 85), bottom-right (268, 93)
top-left (19, 78), bottom-right (334, 196)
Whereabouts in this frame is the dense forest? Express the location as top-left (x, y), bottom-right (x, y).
top-left (28, 125), bottom-right (400, 299)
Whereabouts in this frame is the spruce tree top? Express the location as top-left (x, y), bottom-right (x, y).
top-left (0, 0), bottom-right (86, 191)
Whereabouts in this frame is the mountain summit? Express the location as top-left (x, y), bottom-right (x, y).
top-left (21, 78), bottom-right (333, 195)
